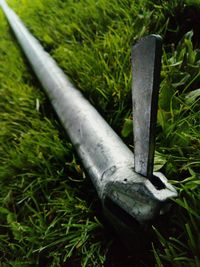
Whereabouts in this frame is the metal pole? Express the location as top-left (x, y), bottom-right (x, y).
top-left (0, 0), bottom-right (177, 228)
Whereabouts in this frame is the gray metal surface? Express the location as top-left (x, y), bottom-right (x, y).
top-left (132, 35), bottom-right (162, 179)
top-left (0, 0), bottom-right (177, 226)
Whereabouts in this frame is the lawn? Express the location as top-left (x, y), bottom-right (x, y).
top-left (0, 0), bottom-right (200, 266)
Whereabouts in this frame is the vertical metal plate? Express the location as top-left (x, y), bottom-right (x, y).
top-left (132, 35), bottom-right (162, 179)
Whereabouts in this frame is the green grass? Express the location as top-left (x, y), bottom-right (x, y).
top-left (0, 0), bottom-right (200, 266)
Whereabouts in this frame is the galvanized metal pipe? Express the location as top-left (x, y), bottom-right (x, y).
top-left (0, 0), bottom-right (177, 226)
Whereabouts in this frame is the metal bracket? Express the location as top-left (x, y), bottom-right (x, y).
top-left (102, 35), bottom-right (177, 226)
